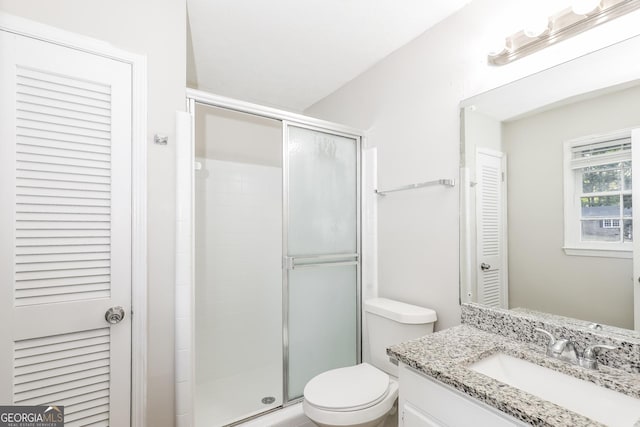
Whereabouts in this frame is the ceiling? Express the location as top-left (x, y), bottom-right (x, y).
top-left (187, 0), bottom-right (473, 112)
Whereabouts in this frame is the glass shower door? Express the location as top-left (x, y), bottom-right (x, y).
top-left (284, 123), bottom-right (361, 401)
top-left (194, 105), bottom-right (283, 426)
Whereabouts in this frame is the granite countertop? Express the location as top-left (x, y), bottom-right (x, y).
top-left (388, 324), bottom-right (640, 427)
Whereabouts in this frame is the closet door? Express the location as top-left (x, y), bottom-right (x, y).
top-left (475, 148), bottom-right (507, 309)
top-left (0, 31), bottom-right (132, 426)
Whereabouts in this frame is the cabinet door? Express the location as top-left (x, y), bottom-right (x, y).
top-left (402, 401), bottom-right (443, 427)
top-left (400, 364), bottom-right (527, 427)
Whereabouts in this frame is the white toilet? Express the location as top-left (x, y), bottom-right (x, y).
top-left (303, 298), bottom-right (437, 427)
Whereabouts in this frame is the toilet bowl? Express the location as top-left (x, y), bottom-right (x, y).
top-left (303, 363), bottom-right (398, 427)
top-left (303, 298), bottom-right (437, 427)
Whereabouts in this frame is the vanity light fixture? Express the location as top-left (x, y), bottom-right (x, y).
top-left (488, 0), bottom-right (640, 65)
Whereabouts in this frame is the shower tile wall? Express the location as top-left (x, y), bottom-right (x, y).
top-left (195, 158), bottom-right (282, 382)
top-left (175, 112), bottom-right (194, 427)
top-left (195, 157), bottom-right (283, 425)
top-left (361, 147), bottom-right (378, 365)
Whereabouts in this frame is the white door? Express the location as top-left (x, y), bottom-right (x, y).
top-left (0, 31), bottom-right (132, 426)
top-left (476, 149), bottom-right (507, 308)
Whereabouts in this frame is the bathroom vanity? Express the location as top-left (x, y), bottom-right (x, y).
top-left (389, 304), bottom-right (640, 426)
top-left (399, 363), bottom-right (527, 426)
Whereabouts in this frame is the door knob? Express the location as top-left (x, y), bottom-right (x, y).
top-left (480, 263), bottom-right (491, 271)
top-left (105, 306), bottom-right (125, 324)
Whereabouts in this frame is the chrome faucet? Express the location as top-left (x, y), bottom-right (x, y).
top-left (536, 328), bottom-right (579, 363)
top-left (578, 344), bottom-right (617, 369)
top-left (535, 328), bottom-right (616, 370)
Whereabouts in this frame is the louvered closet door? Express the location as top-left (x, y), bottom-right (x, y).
top-left (0, 31), bottom-right (132, 426)
top-left (476, 149), bottom-right (507, 309)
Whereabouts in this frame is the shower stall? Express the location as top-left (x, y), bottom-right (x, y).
top-left (185, 92), bottom-right (363, 426)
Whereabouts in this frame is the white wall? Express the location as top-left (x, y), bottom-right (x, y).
top-left (0, 1), bottom-right (186, 425)
top-left (305, 0), bottom-right (640, 330)
top-left (503, 85), bottom-right (640, 329)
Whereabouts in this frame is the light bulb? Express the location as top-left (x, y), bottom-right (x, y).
top-left (572, 0), bottom-right (602, 15)
top-left (523, 16), bottom-right (551, 38)
top-left (488, 36), bottom-right (509, 57)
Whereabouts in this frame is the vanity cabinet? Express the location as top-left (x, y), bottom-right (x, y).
top-left (398, 363), bottom-right (528, 427)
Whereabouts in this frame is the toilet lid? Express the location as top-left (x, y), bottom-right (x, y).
top-left (303, 363), bottom-right (390, 412)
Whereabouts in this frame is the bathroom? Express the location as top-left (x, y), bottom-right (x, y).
top-left (0, 0), bottom-right (640, 426)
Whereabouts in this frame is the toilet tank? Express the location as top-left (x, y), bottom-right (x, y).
top-left (364, 298), bottom-right (437, 377)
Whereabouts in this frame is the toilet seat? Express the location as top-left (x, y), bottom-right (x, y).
top-left (304, 363), bottom-right (390, 412)
top-left (303, 378), bottom-right (398, 427)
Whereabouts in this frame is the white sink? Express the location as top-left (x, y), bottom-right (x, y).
top-left (470, 352), bottom-right (640, 426)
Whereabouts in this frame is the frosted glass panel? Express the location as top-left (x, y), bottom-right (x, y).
top-left (288, 126), bottom-right (358, 255)
top-left (285, 124), bottom-right (360, 402)
top-left (288, 264), bottom-right (357, 400)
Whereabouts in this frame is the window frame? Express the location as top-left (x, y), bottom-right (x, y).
top-left (563, 129), bottom-right (633, 259)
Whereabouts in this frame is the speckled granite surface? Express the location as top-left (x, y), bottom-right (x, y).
top-left (509, 307), bottom-right (640, 342)
top-left (462, 303), bottom-right (640, 374)
top-left (387, 307), bottom-right (640, 427)
top-left (388, 325), bottom-right (640, 426)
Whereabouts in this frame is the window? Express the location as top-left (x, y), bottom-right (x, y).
top-left (601, 219), bottom-right (620, 228)
top-left (563, 130), bottom-right (632, 257)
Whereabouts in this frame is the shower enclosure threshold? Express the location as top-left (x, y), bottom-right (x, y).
top-left (195, 367), bottom-right (282, 426)
top-left (235, 402), bottom-right (311, 427)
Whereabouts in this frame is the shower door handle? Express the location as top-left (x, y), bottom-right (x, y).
top-left (283, 254), bottom-right (359, 270)
top-left (293, 260), bottom-right (359, 269)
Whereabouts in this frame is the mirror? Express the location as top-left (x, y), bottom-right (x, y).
top-left (460, 35), bottom-right (640, 331)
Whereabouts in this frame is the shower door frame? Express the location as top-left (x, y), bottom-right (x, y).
top-left (282, 121), bottom-right (362, 404)
top-left (184, 89), bottom-right (363, 423)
